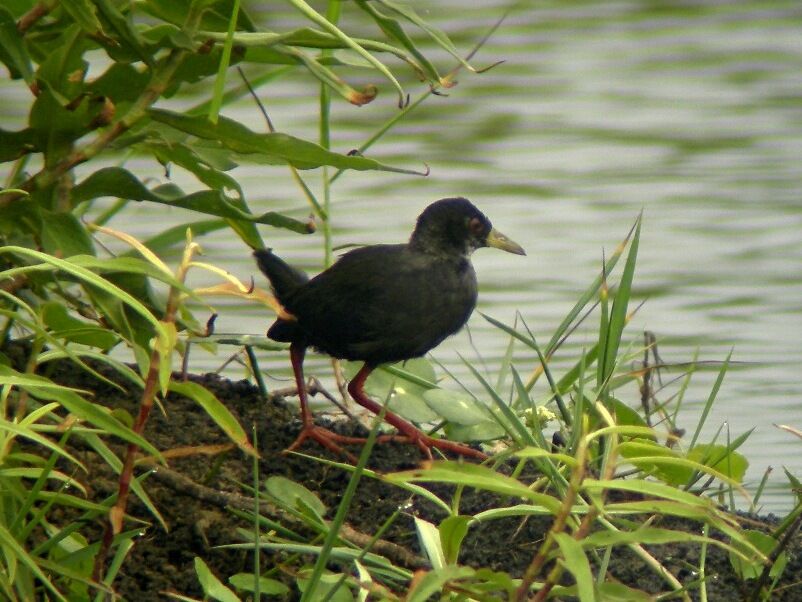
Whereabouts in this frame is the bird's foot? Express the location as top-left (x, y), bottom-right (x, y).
top-left (425, 435), bottom-right (488, 460)
top-left (284, 423), bottom-right (487, 463)
top-left (284, 424), bottom-right (367, 463)
top-left (402, 432), bottom-right (487, 461)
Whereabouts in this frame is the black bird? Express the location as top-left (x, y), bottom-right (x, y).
top-left (255, 197), bottom-right (525, 459)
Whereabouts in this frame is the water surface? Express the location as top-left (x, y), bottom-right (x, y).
top-left (5, 1), bottom-right (802, 511)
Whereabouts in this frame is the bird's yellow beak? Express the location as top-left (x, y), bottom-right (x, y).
top-left (486, 227), bottom-right (526, 255)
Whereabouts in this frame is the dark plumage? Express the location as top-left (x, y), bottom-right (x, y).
top-left (255, 197), bottom-right (525, 460)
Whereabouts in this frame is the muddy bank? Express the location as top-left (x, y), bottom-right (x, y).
top-left (32, 356), bottom-right (802, 600)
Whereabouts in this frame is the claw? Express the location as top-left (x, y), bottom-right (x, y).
top-left (284, 424), bottom-right (363, 464)
top-left (283, 344), bottom-right (486, 463)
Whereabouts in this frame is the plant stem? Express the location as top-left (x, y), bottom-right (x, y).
top-left (91, 350), bottom-right (162, 582)
top-left (515, 430), bottom-right (588, 600)
top-left (16, 0), bottom-right (55, 34)
top-left (318, 2), bottom-right (341, 269)
top-left (92, 242), bottom-right (196, 582)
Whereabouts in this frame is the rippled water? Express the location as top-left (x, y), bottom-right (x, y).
top-left (214, 2), bottom-right (801, 513)
top-left (6, 2), bottom-right (802, 511)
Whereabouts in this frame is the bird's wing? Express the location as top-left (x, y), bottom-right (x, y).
top-left (287, 245), bottom-right (476, 362)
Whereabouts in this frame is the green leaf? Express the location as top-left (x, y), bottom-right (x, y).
top-left (414, 516), bottom-right (444, 570)
top-left (0, 367), bottom-right (163, 461)
top-left (0, 419), bottom-right (84, 469)
top-left (197, 27), bottom-right (373, 50)
top-left (229, 573), bottom-right (290, 596)
top-left (729, 530), bottom-right (787, 580)
top-left (169, 381), bottom-right (255, 457)
top-left (34, 491), bottom-right (109, 513)
top-left (375, 0), bottom-right (470, 71)
top-left (347, 358), bottom-right (439, 423)
top-left (148, 109), bottom-right (421, 174)
top-left (0, 126), bottom-right (37, 162)
top-left (689, 350), bottom-right (732, 449)
top-left (270, 43), bottom-right (380, 105)
top-left (602, 216), bottom-right (641, 383)
top-left (34, 24), bottom-right (88, 97)
top-left (515, 447), bottom-right (578, 468)
top-left (387, 461), bottom-right (562, 514)
top-left (461, 355), bottom-right (537, 445)
top-left (617, 446), bottom-right (745, 490)
top-left (155, 321), bottom-right (176, 395)
top-left (41, 302), bottom-right (118, 350)
top-left (29, 88), bottom-right (87, 157)
top-left (688, 443), bottom-right (749, 483)
top-left (439, 515), bottom-right (471, 565)
top-left (0, 297), bottom-right (126, 392)
top-left (71, 167), bottom-right (312, 234)
top-left (141, 0), bottom-right (256, 32)
top-left (80, 432), bottom-right (167, 530)
top-left (145, 141), bottom-right (262, 248)
top-left (0, 467), bottom-right (87, 495)
top-left (0, 246), bottom-right (169, 346)
top-left (387, 388), bottom-right (439, 423)
top-left (93, 0), bottom-right (153, 66)
top-left (0, 7), bottom-right (32, 82)
top-left (87, 62), bottom-right (151, 104)
top-left (0, 523), bottom-right (66, 602)
top-left (195, 557), bottom-right (240, 602)
top-left (422, 388), bottom-right (489, 426)
top-left (612, 397), bottom-right (650, 430)
top-left (405, 565), bottom-right (476, 602)
top-left (444, 419), bottom-right (507, 442)
top-left (380, 362), bottom-right (437, 389)
top-left (618, 440), bottom-right (691, 485)
top-left (206, 0), bottom-right (241, 124)
top-left (164, 44), bottom-right (246, 95)
top-left (66, 256), bottom-right (193, 296)
top-left (473, 504), bottom-right (557, 521)
top-left (39, 210), bottom-right (95, 258)
top-left (602, 502), bottom-right (761, 567)
top-left (286, 0), bottom-right (405, 104)
top-left (784, 467), bottom-right (802, 503)
top-left (553, 533), bottom-right (594, 602)
top-left (297, 569), bottom-right (355, 602)
top-left (545, 222), bottom-right (637, 364)
top-left (594, 582), bottom-right (653, 601)
top-left (135, 219), bottom-right (229, 256)
top-left (264, 475), bottom-right (326, 520)
top-left (61, 0), bottom-right (105, 36)
top-left (354, 0), bottom-right (439, 81)
top-left (583, 527), bottom-right (720, 549)
top-left (79, 280), bottom-right (153, 360)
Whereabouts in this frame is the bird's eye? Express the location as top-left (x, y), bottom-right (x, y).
top-left (469, 217), bottom-right (484, 236)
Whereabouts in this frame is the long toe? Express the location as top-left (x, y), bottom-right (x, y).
top-left (284, 425), bottom-right (361, 463)
top-left (423, 435), bottom-right (487, 460)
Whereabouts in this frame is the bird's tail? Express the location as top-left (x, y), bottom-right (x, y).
top-left (253, 249), bottom-right (309, 304)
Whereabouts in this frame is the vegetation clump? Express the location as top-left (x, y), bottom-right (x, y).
top-left (0, 1), bottom-right (799, 600)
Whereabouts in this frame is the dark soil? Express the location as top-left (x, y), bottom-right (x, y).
top-left (23, 354), bottom-right (802, 601)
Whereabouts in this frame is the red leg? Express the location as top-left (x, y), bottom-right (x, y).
top-left (284, 344), bottom-right (366, 461)
top-left (347, 364), bottom-right (487, 460)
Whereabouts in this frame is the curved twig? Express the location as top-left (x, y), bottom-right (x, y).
top-left (140, 460), bottom-right (428, 570)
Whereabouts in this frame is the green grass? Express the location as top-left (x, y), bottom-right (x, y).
top-left (0, 1), bottom-right (799, 600)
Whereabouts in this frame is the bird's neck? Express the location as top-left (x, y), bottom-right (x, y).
top-left (408, 230), bottom-right (473, 259)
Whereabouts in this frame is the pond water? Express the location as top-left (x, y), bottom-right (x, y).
top-left (6, 2), bottom-right (802, 511)
top-left (127, 2), bottom-right (802, 513)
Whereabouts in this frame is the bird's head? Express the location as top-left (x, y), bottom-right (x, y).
top-left (410, 197), bottom-right (526, 257)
